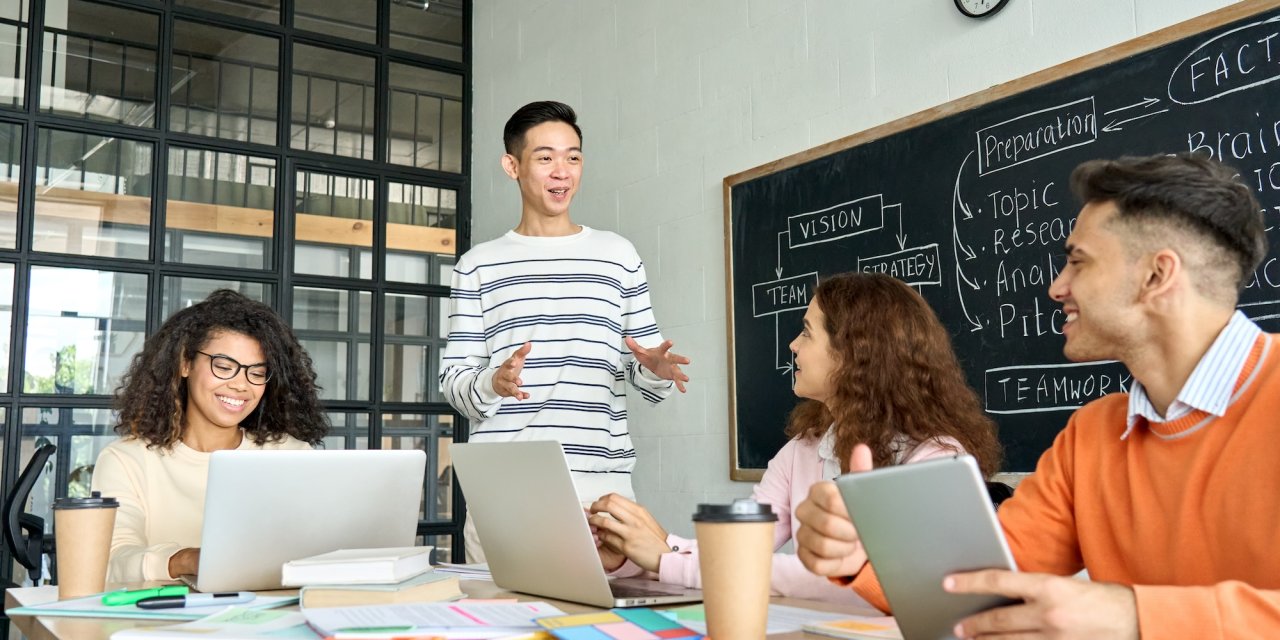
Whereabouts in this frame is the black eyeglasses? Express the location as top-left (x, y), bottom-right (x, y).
top-left (196, 351), bottom-right (271, 385)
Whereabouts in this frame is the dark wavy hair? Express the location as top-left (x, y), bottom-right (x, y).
top-left (113, 289), bottom-right (329, 449)
top-left (503, 100), bottom-right (582, 155)
top-left (1072, 152), bottom-right (1265, 291)
top-left (783, 273), bottom-right (1002, 477)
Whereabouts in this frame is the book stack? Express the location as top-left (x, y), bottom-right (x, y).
top-left (281, 546), bottom-right (463, 609)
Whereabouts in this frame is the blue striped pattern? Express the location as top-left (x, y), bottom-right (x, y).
top-left (1125, 311), bottom-right (1261, 437)
top-left (438, 228), bottom-right (674, 500)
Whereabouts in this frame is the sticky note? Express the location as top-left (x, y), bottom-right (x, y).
top-left (538, 612), bottom-right (626, 629)
top-left (596, 621), bottom-right (658, 640)
top-left (553, 626), bottom-right (614, 640)
top-left (615, 609), bottom-right (683, 631)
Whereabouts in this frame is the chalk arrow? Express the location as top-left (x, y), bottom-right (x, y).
top-left (775, 315), bottom-right (793, 374)
top-left (776, 231), bottom-right (788, 278)
top-left (953, 152), bottom-right (975, 221)
top-left (1103, 97), bottom-right (1159, 116)
top-left (953, 226), bottom-right (977, 261)
top-left (952, 149), bottom-right (982, 332)
top-left (888, 203), bottom-right (907, 250)
top-left (1101, 108), bottom-right (1169, 133)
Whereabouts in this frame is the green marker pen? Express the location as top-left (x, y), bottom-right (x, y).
top-left (101, 585), bottom-right (189, 606)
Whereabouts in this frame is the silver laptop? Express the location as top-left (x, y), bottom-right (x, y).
top-left (450, 441), bottom-right (702, 607)
top-left (836, 455), bottom-right (1018, 640)
top-left (188, 449), bottom-right (426, 592)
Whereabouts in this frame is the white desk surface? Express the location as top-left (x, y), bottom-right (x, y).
top-left (6, 578), bottom-right (861, 639)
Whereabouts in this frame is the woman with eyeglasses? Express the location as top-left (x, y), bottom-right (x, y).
top-left (91, 289), bottom-right (328, 583)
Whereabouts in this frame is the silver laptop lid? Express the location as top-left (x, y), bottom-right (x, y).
top-left (195, 449), bottom-right (426, 592)
top-left (450, 441), bottom-right (700, 608)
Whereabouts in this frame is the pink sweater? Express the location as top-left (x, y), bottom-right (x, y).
top-left (653, 433), bottom-right (961, 604)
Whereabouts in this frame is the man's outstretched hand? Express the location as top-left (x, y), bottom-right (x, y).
top-left (492, 342), bottom-right (532, 400)
top-left (625, 337), bottom-right (691, 392)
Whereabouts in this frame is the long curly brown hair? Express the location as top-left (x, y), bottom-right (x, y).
top-left (783, 273), bottom-right (1002, 477)
top-left (113, 289), bottom-right (329, 449)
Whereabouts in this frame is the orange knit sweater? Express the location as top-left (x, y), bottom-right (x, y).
top-left (853, 335), bottom-right (1280, 637)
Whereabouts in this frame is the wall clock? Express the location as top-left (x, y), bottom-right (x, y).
top-left (955, 0), bottom-right (1010, 18)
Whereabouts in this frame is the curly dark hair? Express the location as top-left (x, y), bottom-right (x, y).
top-left (113, 289), bottom-right (329, 448)
top-left (784, 273), bottom-right (1002, 477)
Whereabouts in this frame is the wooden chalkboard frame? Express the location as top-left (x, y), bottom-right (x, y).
top-left (721, 0), bottom-right (1280, 481)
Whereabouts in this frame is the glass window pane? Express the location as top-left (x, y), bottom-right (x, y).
top-left (291, 45), bottom-right (374, 160)
top-left (176, 0), bottom-right (279, 25)
top-left (381, 413), bottom-right (452, 525)
top-left (294, 170), bottom-right (373, 279)
top-left (386, 183), bottom-right (456, 285)
top-left (0, 262), bottom-right (14, 392)
top-left (41, 0), bottom-right (158, 126)
top-left (386, 293), bottom-right (429, 337)
top-left (293, 286), bottom-right (371, 401)
top-left (390, 1), bottom-right (462, 62)
top-left (166, 147), bottom-right (275, 269)
top-left (33, 128), bottom-right (153, 260)
top-left (383, 293), bottom-right (431, 403)
top-left (0, 20), bottom-right (28, 108)
top-left (294, 0), bottom-right (375, 44)
top-left (24, 267), bottom-right (146, 394)
top-left (423, 534), bottom-right (452, 564)
top-left (322, 411), bottom-right (370, 450)
top-left (388, 63), bottom-right (461, 171)
top-left (0, 121), bottom-right (20, 249)
top-left (171, 21), bottom-right (279, 145)
top-left (161, 276), bottom-right (271, 321)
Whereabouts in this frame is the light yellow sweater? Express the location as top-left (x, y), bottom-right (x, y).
top-left (90, 433), bottom-right (311, 583)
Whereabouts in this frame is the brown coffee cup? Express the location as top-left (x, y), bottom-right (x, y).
top-left (53, 492), bottom-right (118, 599)
top-left (693, 499), bottom-right (778, 639)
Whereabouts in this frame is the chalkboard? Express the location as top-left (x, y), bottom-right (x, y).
top-left (724, 1), bottom-right (1280, 479)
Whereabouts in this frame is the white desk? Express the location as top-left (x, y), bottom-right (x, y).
top-left (6, 579), bottom-right (855, 639)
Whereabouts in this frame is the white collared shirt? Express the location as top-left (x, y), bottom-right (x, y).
top-left (1124, 311), bottom-right (1262, 439)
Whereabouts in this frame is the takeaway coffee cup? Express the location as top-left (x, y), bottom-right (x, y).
top-left (53, 491), bottom-right (118, 599)
top-left (693, 499), bottom-right (778, 639)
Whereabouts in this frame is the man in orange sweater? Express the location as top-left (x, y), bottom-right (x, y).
top-left (793, 152), bottom-right (1280, 638)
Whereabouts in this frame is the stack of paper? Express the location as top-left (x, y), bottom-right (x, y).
top-left (282, 546), bottom-right (435, 586)
top-left (801, 616), bottom-right (903, 640)
top-left (301, 601), bottom-right (565, 639)
top-left (434, 562), bottom-right (492, 581)
top-left (5, 592), bottom-right (298, 622)
top-left (299, 571), bottom-right (463, 608)
top-left (110, 607), bottom-right (316, 639)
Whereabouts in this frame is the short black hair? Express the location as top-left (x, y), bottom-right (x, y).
top-left (503, 101), bottom-right (582, 156)
top-left (1071, 152), bottom-right (1266, 289)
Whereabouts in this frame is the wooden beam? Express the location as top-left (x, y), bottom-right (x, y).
top-left (27, 184), bottom-right (455, 255)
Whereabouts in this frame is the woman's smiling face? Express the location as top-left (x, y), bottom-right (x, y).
top-left (181, 330), bottom-right (268, 433)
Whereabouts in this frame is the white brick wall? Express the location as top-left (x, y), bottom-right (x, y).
top-left (470, 0), bottom-right (1239, 538)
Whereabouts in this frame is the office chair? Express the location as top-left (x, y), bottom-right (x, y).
top-left (4, 443), bottom-right (57, 585)
top-left (985, 480), bottom-right (1015, 510)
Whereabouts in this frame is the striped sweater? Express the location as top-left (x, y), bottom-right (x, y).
top-left (439, 226), bottom-right (674, 501)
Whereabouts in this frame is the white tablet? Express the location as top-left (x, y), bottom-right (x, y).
top-left (836, 455), bottom-right (1018, 640)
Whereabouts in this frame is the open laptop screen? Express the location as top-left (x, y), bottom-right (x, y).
top-left (193, 449), bottom-right (426, 592)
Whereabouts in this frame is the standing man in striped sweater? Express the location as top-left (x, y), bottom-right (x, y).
top-left (440, 101), bottom-right (691, 562)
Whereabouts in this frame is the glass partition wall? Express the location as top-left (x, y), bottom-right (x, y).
top-left (0, 0), bottom-right (469, 585)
